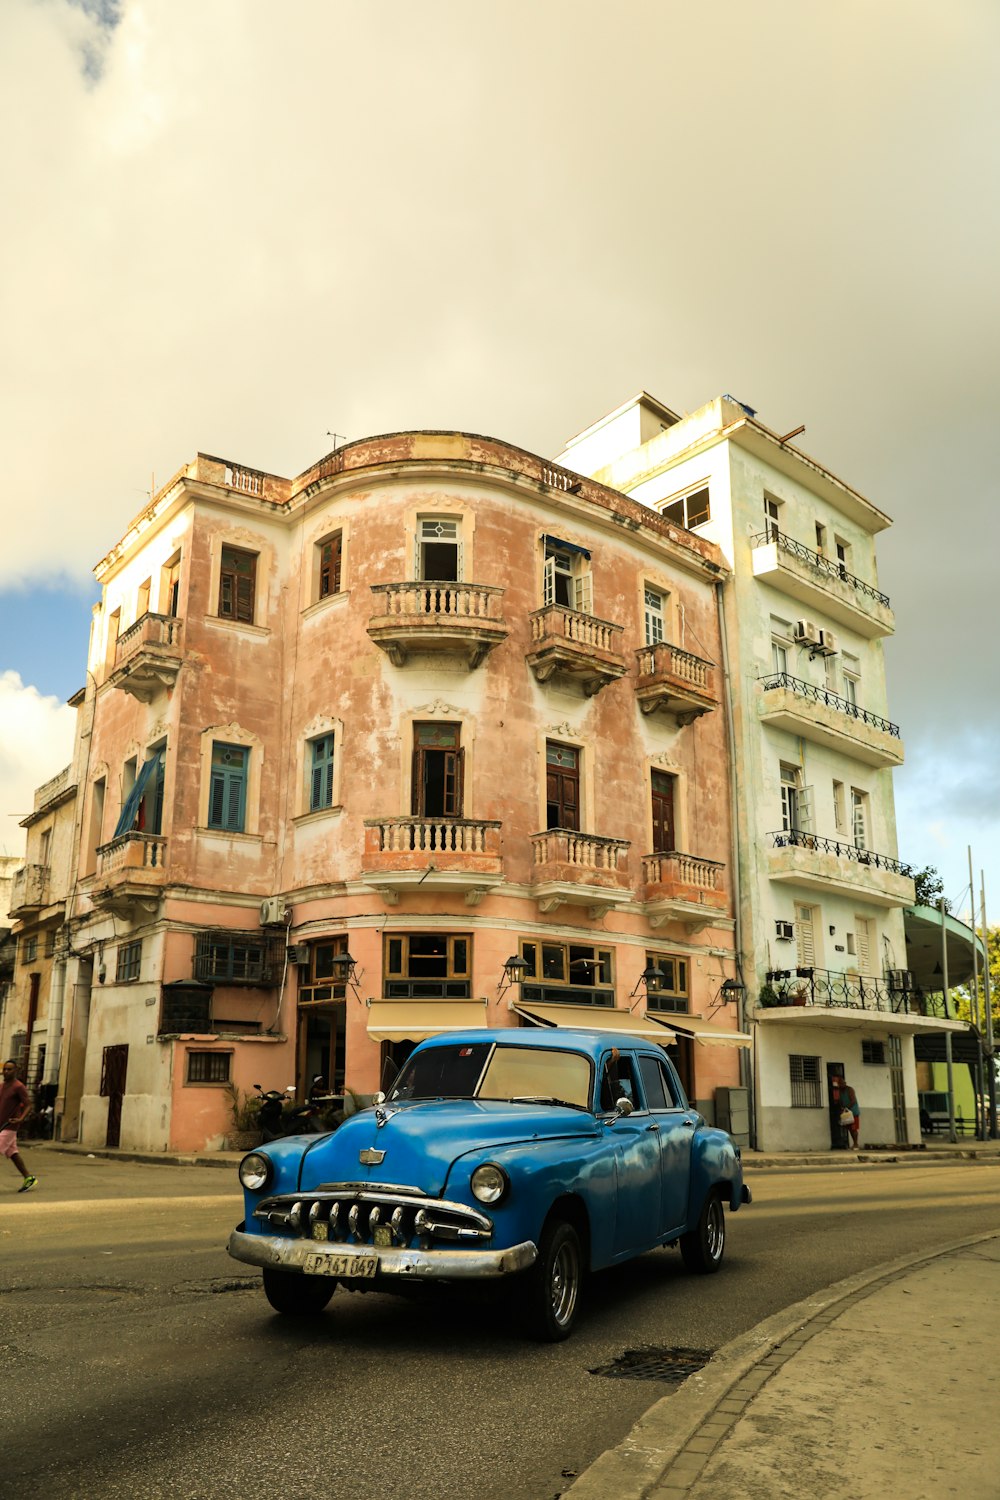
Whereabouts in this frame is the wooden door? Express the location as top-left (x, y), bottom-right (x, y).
top-left (651, 771), bottom-right (676, 852)
top-left (546, 743), bottom-right (579, 830)
top-left (100, 1044), bottom-right (129, 1149)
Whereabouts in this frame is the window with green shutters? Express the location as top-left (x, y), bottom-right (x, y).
top-left (208, 743), bottom-right (248, 831)
top-left (310, 734), bottom-right (335, 811)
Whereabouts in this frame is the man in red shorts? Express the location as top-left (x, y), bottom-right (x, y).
top-left (0, 1059), bottom-right (37, 1192)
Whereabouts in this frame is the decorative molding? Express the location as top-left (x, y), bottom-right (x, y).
top-left (545, 720), bottom-right (582, 740)
top-left (412, 699), bottom-right (465, 717)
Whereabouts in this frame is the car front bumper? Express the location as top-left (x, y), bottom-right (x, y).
top-left (228, 1227), bottom-right (538, 1281)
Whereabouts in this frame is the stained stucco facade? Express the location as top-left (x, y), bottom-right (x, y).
top-left (51, 432), bottom-right (747, 1152)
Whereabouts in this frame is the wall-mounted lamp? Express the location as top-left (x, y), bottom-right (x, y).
top-left (329, 950), bottom-right (364, 1001)
top-left (629, 964), bottom-right (666, 1007)
top-left (717, 977), bottom-right (746, 1004)
top-left (498, 955), bottom-right (529, 997)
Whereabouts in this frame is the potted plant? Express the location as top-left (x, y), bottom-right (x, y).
top-left (225, 1084), bottom-right (263, 1151)
top-left (758, 982), bottom-right (781, 1008)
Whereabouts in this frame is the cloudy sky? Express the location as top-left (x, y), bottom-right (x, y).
top-left (2, 0), bottom-right (997, 922)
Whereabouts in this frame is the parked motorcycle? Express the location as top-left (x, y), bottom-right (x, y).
top-left (252, 1083), bottom-right (325, 1142)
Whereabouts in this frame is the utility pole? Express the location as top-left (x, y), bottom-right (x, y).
top-left (982, 872), bottom-right (997, 1139)
top-left (969, 848), bottom-right (985, 1138)
top-left (941, 897), bottom-right (957, 1144)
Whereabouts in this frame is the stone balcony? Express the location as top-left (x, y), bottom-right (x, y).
top-left (362, 817), bottom-right (504, 905)
top-left (108, 613), bottom-right (184, 701)
top-left (367, 583), bottom-right (509, 669)
top-left (641, 851), bottom-right (729, 930)
top-left (751, 529), bottom-right (894, 639)
top-left (525, 607), bottom-right (626, 695)
top-left (529, 828), bottom-right (631, 917)
top-left (10, 864), bottom-right (50, 915)
top-left (758, 674), bottom-right (904, 768)
top-left (766, 830), bottom-right (916, 909)
top-left (91, 833), bottom-right (168, 917)
top-left (634, 643), bottom-right (718, 722)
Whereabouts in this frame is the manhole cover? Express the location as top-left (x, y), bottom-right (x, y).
top-left (590, 1346), bottom-right (712, 1384)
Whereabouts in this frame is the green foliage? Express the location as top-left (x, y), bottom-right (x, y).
top-left (226, 1083), bottom-right (261, 1132)
top-left (913, 866), bottom-right (950, 913)
top-left (949, 924), bottom-right (999, 1033)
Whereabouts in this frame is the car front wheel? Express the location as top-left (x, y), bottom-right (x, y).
top-left (680, 1191), bottom-right (726, 1274)
top-left (262, 1267), bottom-right (336, 1316)
top-left (523, 1219), bottom-right (582, 1342)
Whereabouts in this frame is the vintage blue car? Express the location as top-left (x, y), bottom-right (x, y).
top-left (228, 1028), bottom-right (751, 1340)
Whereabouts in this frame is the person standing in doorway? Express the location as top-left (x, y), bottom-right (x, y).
top-left (0, 1059), bottom-right (37, 1192)
top-left (842, 1076), bottom-right (861, 1148)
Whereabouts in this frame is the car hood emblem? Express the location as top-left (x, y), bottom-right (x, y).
top-left (359, 1147), bottom-right (386, 1166)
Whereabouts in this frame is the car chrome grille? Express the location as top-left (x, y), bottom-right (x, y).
top-left (252, 1186), bottom-right (493, 1247)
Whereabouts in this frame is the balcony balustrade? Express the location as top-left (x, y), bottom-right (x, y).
top-left (758, 965), bottom-right (922, 1015)
top-left (759, 672), bottom-right (903, 767)
top-left (362, 816), bottom-right (503, 905)
top-left (767, 828), bottom-right (915, 908)
top-left (9, 864), bottom-right (50, 915)
top-left (367, 582), bottom-right (508, 669)
top-left (641, 850), bottom-right (728, 930)
top-left (634, 642), bottom-right (718, 721)
top-left (526, 606), bottom-right (626, 695)
top-left (751, 528), bottom-right (894, 638)
top-left (109, 613), bottom-right (184, 701)
top-left (92, 832), bottom-right (168, 916)
top-left (529, 828), bottom-right (631, 917)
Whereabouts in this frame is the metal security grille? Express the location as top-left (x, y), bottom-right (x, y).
top-left (790, 1053), bottom-right (822, 1107)
top-left (590, 1347), bottom-right (713, 1384)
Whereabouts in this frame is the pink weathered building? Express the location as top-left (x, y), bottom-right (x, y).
top-left (57, 431), bottom-right (747, 1152)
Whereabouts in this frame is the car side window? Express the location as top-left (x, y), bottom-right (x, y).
top-left (638, 1054), bottom-right (669, 1109)
top-left (599, 1051), bottom-right (642, 1112)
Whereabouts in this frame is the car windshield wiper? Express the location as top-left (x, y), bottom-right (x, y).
top-left (505, 1094), bottom-right (588, 1112)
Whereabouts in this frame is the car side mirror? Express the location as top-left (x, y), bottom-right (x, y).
top-left (614, 1096), bottom-right (634, 1117)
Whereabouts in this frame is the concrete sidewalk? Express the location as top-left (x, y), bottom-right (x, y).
top-left (566, 1231), bottom-right (1000, 1500)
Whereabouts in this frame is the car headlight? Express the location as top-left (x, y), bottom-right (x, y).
top-left (239, 1152), bottom-right (273, 1192)
top-left (470, 1162), bottom-right (509, 1205)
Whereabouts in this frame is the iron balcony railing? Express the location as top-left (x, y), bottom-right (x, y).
top-left (763, 966), bottom-right (919, 1014)
top-left (752, 527), bottom-right (890, 610)
top-left (768, 828), bottom-right (913, 879)
top-left (760, 673), bottom-right (900, 737)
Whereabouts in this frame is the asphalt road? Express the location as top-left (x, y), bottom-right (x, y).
top-left (4, 1148), bottom-right (1000, 1500)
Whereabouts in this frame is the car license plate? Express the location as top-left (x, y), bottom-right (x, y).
top-left (303, 1252), bottom-right (377, 1279)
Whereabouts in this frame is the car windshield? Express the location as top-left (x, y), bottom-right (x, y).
top-left (388, 1043), bottom-right (592, 1109)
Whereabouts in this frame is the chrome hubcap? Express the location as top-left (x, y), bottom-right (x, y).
top-left (706, 1199), bottom-right (724, 1260)
top-left (550, 1242), bottom-right (579, 1326)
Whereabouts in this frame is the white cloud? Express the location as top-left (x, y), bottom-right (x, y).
top-left (0, 673), bottom-right (76, 858)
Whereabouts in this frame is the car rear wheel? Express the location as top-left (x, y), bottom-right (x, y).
top-left (523, 1219), bottom-right (582, 1342)
top-left (262, 1267), bottom-right (336, 1315)
top-left (680, 1190), bottom-right (726, 1274)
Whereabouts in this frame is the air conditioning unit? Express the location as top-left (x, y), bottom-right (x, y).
top-left (817, 629), bottom-right (839, 655)
top-left (775, 920), bottom-right (795, 942)
top-left (793, 620), bottom-right (820, 646)
top-left (887, 968), bottom-right (913, 991)
top-left (259, 897), bottom-right (290, 927)
top-left (287, 943), bottom-right (310, 965)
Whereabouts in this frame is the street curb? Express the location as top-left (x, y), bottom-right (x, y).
top-left (562, 1228), bottom-right (1000, 1500)
top-left (31, 1143), bottom-right (240, 1171)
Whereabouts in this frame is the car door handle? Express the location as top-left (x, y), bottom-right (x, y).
top-left (682, 1117), bottom-right (696, 1128)
top-left (645, 1123), bottom-right (660, 1132)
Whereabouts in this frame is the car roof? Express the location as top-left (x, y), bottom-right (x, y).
top-left (412, 1029), bottom-right (666, 1061)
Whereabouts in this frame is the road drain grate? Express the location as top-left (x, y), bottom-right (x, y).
top-left (590, 1347), bottom-right (713, 1384)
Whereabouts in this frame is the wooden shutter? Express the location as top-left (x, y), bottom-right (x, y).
top-left (574, 570), bottom-right (593, 615)
top-left (795, 904), bottom-right (816, 967)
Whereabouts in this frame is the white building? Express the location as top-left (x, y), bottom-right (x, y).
top-left (558, 392), bottom-right (966, 1149)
